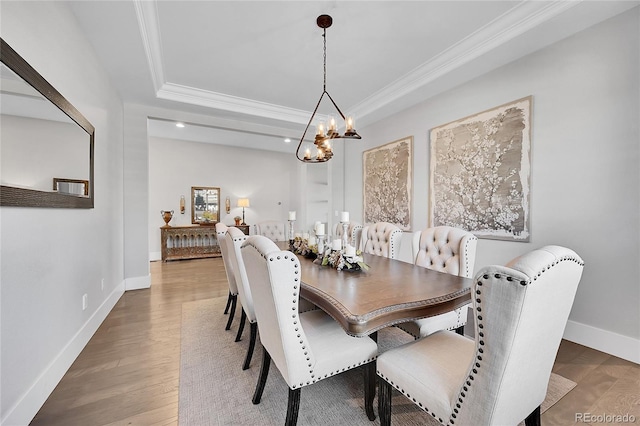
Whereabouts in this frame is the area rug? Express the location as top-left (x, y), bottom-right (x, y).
top-left (178, 297), bottom-right (576, 425)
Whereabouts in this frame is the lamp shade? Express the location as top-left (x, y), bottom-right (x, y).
top-left (237, 198), bottom-right (250, 208)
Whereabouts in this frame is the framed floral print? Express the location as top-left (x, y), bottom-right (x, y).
top-left (429, 96), bottom-right (531, 241)
top-left (363, 136), bottom-right (413, 230)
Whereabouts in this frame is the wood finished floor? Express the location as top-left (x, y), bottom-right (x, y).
top-left (31, 258), bottom-right (639, 425)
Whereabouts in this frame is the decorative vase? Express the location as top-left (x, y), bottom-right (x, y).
top-left (161, 210), bottom-right (174, 227)
top-left (234, 218), bottom-right (241, 226)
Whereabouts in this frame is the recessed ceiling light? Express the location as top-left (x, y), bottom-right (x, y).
top-left (176, 122), bottom-right (185, 128)
top-left (284, 138), bottom-right (291, 143)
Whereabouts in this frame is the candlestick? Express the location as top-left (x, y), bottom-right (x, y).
top-left (341, 221), bottom-right (349, 250)
top-left (288, 219), bottom-right (295, 242)
top-left (317, 235), bottom-right (325, 254)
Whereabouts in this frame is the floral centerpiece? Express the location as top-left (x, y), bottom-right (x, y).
top-left (290, 236), bottom-right (318, 259)
top-left (317, 247), bottom-right (369, 272)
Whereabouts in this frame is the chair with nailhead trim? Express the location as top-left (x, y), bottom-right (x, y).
top-left (255, 220), bottom-right (287, 242)
top-left (377, 245), bottom-right (584, 426)
top-left (216, 222), bottom-right (238, 331)
top-left (333, 221), bottom-right (363, 250)
top-left (224, 226), bottom-right (259, 370)
top-left (396, 226), bottom-right (478, 339)
top-left (241, 235), bottom-right (379, 426)
top-left (360, 222), bottom-right (402, 259)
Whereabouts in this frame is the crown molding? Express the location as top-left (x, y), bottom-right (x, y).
top-left (133, 0), bottom-right (164, 92)
top-left (135, 0), bottom-right (581, 126)
top-left (349, 0), bottom-right (581, 121)
top-left (157, 82), bottom-right (314, 125)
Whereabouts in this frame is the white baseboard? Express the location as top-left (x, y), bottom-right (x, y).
top-left (563, 320), bottom-right (640, 364)
top-left (149, 251), bottom-right (161, 262)
top-left (125, 273), bottom-right (151, 290)
top-left (1, 283), bottom-right (125, 426)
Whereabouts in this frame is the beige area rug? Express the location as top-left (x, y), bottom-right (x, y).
top-left (178, 297), bottom-right (576, 425)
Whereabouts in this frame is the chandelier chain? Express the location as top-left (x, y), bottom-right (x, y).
top-left (323, 29), bottom-right (327, 91)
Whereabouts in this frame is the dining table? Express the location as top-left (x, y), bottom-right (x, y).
top-left (284, 243), bottom-right (473, 338)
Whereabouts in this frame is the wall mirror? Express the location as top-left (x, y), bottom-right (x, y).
top-left (191, 186), bottom-right (220, 224)
top-left (0, 38), bottom-right (95, 208)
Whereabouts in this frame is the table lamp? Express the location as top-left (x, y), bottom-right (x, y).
top-left (237, 198), bottom-right (250, 225)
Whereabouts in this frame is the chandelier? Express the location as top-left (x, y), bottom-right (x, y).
top-left (295, 15), bottom-right (361, 163)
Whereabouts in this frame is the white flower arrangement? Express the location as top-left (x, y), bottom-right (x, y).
top-left (318, 247), bottom-right (369, 272)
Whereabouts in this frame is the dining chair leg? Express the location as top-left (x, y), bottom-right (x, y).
top-left (363, 361), bottom-right (376, 421)
top-left (235, 309), bottom-right (247, 342)
top-left (252, 345), bottom-right (271, 404)
top-left (370, 331), bottom-right (378, 342)
top-left (524, 405), bottom-right (541, 426)
top-left (242, 322), bottom-right (257, 370)
top-left (225, 294), bottom-right (237, 331)
top-left (454, 325), bottom-right (464, 335)
top-left (285, 388), bottom-right (301, 426)
top-left (223, 291), bottom-right (232, 314)
top-left (378, 377), bottom-right (392, 426)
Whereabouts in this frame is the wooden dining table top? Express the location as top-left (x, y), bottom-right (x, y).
top-left (292, 248), bottom-right (473, 337)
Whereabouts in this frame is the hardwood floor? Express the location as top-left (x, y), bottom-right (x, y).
top-left (31, 258), bottom-right (639, 425)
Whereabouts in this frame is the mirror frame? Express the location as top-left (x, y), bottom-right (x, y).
top-left (0, 38), bottom-right (95, 208)
top-left (191, 186), bottom-right (220, 224)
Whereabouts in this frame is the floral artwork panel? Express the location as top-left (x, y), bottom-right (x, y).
top-left (363, 136), bottom-right (413, 231)
top-left (429, 96), bottom-right (531, 241)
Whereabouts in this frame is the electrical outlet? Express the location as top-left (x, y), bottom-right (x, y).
top-left (82, 294), bottom-right (88, 311)
top-left (101, 278), bottom-right (104, 291)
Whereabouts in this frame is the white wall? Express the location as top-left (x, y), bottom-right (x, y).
top-left (0, 3), bottom-right (125, 425)
top-left (347, 8), bottom-right (639, 362)
top-left (148, 137), bottom-right (299, 259)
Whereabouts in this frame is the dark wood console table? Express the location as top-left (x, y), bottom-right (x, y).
top-left (160, 225), bottom-right (221, 261)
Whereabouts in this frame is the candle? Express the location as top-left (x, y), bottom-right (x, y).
top-left (314, 221), bottom-right (321, 232)
top-left (340, 211), bottom-right (349, 222)
top-left (308, 236), bottom-right (317, 246)
top-left (328, 115), bottom-right (336, 133)
top-left (304, 149), bottom-right (311, 160)
top-left (345, 245), bottom-right (356, 257)
top-left (346, 115), bottom-right (355, 132)
top-left (316, 122), bottom-right (325, 136)
top-left (332, 239), bottom-right (342, 251)
top-left (288, 211), bottom-right (296, 221)
top-left (316, 224), bottom-right (325, 236)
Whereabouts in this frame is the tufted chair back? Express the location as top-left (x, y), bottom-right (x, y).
top-left (255, 220), bottom-right (286, 242)
top-left (412, 226), bottom-right (478, 278)
top-left (333, 222), bottom-right (363, 250)
top-left (360, 222), bottom-right (402, 259)
top-left (377, 245), bottom-right (584, 426)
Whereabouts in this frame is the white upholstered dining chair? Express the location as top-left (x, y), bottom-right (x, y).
top-left (255, 220), bottom-right (286, 242)
top-left (360, 222), bottom-right (402, 259)
top-left (396, 226), bottom-right (478, 338)
top-left (333, 221), bottom-right (363, 250)
top-left (377, 245), bottom-right (584, 426)
top-left (215, 222), bottom-right (238, 330)
top-left (224, 226), bottom-right (258, 370)
top-left (241, 235), bottom-right (378, 425)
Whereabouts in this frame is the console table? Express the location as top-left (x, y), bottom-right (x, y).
top-left (160, 225), bottom-right (221, 261)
